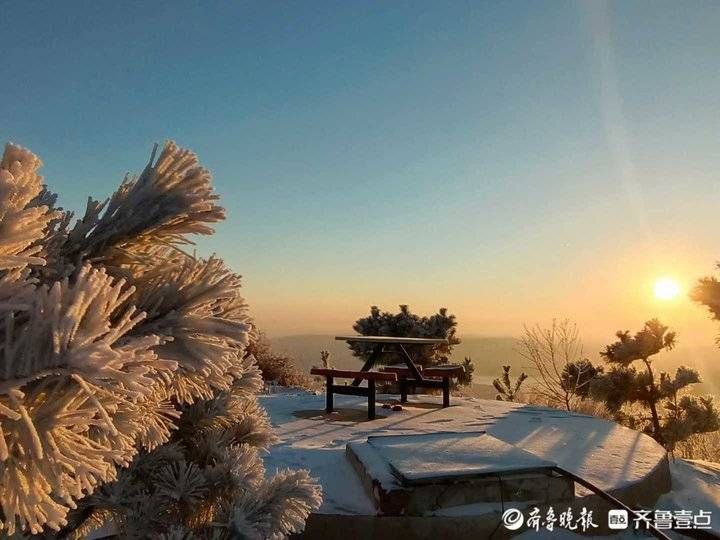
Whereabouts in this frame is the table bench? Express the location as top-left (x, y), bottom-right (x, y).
top-left (381, 364), bottom-right (465, 407)
top-left (310, 368), bottom-right (397, 420)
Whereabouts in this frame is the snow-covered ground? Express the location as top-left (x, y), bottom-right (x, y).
top-left (260, 390), bottom-right (720, 538)
top-left (511, 452), bottom-right (720, 538)
top-left (659, 459), bottom-right (720, 536)
top-left (259, 390), bottom-right (669, 515)
top-left (516, 459), bottom-right (720, 539)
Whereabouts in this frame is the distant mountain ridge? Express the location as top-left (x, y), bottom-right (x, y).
top-left (270, 334), bottom-right (522, 376)
top-left (270, 333), bottom-right (720, 396)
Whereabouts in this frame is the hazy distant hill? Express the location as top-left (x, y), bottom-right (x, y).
top-left (270, 334), bottom-right (720, 395)
top-left (270, 335), bottom-right (523, 386)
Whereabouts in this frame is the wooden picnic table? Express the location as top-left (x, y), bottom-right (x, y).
top-left (309, 367), bottom-right (396, 419)
top-left (311, 336), bottom-right (463, 419)
top-left (335, 335), bottom-right (462, 407)
top-left (335, 335), bottom-right (448, 383)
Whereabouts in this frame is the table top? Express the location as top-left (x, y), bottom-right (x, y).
top-left (335, 335), bottom-right (448, 345)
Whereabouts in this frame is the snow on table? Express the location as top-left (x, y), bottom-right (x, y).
top-left (259, 390), bottom-right (668, 516)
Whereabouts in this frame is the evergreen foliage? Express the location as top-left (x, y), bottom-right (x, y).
top-left (493, 365), bottom-right (528, 402)
top-left (560, 359), bottom-right (602, 400)
top-left (0, 142), bottom-right (321, 537)
top-left (691, 268), bottom-right (720, 324)
top-left (592, 319), bottom-right (718, 450)
top-left (456, 357), bottom-right (475, 387)
top-left (350, 305), bottom-right (460, 368)
top-left (320, 350), bottom-right (331, 369)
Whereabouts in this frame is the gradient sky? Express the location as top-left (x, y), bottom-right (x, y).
top-left (3, 1), bottom-right (720, 349)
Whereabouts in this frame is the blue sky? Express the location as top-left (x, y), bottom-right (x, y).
top-left (3, 1), bottom-right (720, 340)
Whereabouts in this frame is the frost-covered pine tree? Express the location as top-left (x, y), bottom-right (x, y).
top-left (592, 319), bottom-right (718, 451)
top-left (351, 305), bottom-right (460, 368)
top-left (0, 142), bottom-right (321, 538)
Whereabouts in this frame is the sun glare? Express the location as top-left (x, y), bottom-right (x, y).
top-left (654, 277), bottom-right (681, 300)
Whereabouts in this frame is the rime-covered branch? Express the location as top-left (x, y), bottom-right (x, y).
top-left (0, 141), bottom-right (320, 537)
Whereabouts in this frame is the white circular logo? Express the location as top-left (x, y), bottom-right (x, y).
top-left (502, 508), bottom-right (525, 530)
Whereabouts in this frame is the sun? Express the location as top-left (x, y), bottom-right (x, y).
top-left (654, 277), bottom-right (681, 300)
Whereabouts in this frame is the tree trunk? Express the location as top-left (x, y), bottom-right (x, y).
top-left (643, 359), bottom-right (665, 446)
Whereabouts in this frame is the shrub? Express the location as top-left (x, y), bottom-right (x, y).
top-left (246, 332), bottom-right (313, 389)
top-left (350, 304), bottom-right (460, 368)
top-left (518, 319), bottom-right (602, 410)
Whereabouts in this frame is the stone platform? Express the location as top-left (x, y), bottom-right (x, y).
top-left (259, 391), bottom-right (671, 538)
top-left (347, 431), bottom-right (575, 515)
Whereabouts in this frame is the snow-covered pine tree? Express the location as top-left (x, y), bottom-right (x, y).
top-left (592, 319), bottom-right (718, 451)
top-left (0, 142), bottom-right (321, 538)
top-left (492, 365), bottom-right (527, 402)
top-left (350, 305), bottom-right (460, 368)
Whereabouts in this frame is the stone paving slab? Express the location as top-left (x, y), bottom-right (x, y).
top-left (366, 431), bottom-right (557, 485)
top-left (348, 435), bottom-right (574, 516)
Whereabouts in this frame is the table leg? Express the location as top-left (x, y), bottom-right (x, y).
top-left (352, 344), bottom-right (382, 386)
top-left (398, 344), bottom-right (424, 382)
top-left (400, 377), bottom-right (407, 403)
top-left (368, 379), bottom-right (376, 420)
top-left (442, 377), bottom-right (450, 408)
top-left (326, 376), bottom-right (334, 413)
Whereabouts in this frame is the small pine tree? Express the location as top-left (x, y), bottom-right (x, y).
top-left (456, 357), bottom-right (475, 387)
top-left (592, 319), bottom-right (718, 450)
top-left (660, 368), bottom-right (719, 450)
top-left (560, 359), bottom-right (603, 401)
top-left (350, 305), bottom-right (459, 368)
top-left (320, 350), bottom-right (332, 368)
top-left (493, 365), bottom-right (528, 402)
